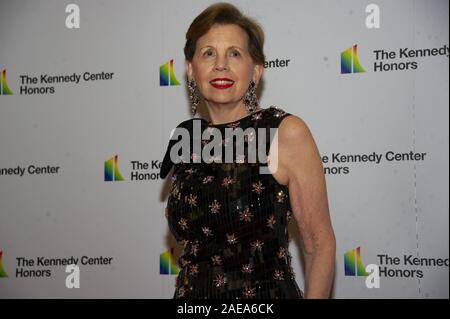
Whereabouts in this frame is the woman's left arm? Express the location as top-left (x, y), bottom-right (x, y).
top-left (275, 115), bottom-right (336, 299)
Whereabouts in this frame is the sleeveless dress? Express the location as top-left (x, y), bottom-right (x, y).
top-left (160, 106), bottom-right (304, 299)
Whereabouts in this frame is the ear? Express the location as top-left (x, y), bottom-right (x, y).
top-left (185, 60), bottom-right (194, 81)
top-left (252, 64), bottom-right (264, 86)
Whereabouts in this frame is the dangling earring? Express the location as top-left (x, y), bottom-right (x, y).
top-left (188, 79), bottom-right (200, 116)
top-left (243, 80), bottom-right (259, 113)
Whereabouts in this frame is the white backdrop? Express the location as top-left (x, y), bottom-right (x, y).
top-left (0, 0), bottom-right (448, 298)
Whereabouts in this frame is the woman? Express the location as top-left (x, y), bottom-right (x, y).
top-left (160, 2), bottom-right (336, 299)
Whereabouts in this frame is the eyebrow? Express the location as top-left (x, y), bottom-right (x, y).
top-left (199, 45), bottom-right (244, 51)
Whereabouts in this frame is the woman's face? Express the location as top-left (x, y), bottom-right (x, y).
top-left (186, 24), bottom-right (263, 108)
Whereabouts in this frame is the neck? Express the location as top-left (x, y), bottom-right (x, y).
top-left (206, 100), bottom-right (258, 125)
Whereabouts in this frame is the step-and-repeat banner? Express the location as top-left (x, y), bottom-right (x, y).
top-left (0, 0), bottom-right (448, 298)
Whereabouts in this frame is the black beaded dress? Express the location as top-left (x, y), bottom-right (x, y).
top-left (160, 106), bottom-right (303, 299)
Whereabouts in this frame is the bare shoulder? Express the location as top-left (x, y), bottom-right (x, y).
top-left (268, 113), bottom-right (320, 185)
top-left (277, 114), bottom-right (314, 145)
top-left (276, 114), bottom-right (323, 183)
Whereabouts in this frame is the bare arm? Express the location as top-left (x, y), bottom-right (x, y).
top-left (277, 115), bottom-right (336, 299)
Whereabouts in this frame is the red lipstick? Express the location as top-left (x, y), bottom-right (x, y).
top-left (209, 78), bottom-right (234, 89)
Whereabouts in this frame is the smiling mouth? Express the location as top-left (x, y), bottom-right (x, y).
top-left (209, 78), bottom-right (235, 89)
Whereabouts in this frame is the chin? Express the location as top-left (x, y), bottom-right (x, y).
top-left (206, 98), bottom-right (238, 106)
top-left (204, 93), bottom-right (237, 103)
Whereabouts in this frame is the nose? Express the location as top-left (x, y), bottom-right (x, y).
top-left (214, 54), bottom-right (228, 72)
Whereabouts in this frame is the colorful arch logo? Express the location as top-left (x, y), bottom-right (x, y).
top-left (1, 67), bottom-right (13, 95)
top-left (341, 44), bottom-right (366, 74)
top-left (160, 59), bottom-right (180, 86)
top-left (160, 248), bottom-right (179, 275)
top-left (104, 155), bottom-right (124, 181)
top-left (344, 246), bottom-right (369, 276)
top-left (0, 250), bottom-right (8, 278)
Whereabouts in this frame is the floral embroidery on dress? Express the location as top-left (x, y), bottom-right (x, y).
top-left (179, 257), bottom-right (191, 267)
top-left (227, 122), bottom-right (241, 129)
top-left (251, 181), bottom-right (265, 194)
top-left (250, 240), bottom-right (264, 253)
top-left (251, 112), bottom-right (263, 121)
top-left (286, 210), bottom-right (293, 222)
top-left (190, 243), bottom-right (200, 256)
top-left (189, 264), bottom-right (199, 276)
top-left (267, 215), bottom-right (276, 228)
top-left (277, 247), bottom-right (287, 260)
top-left (272, 106), bottom-right (287, 118)
top-left (273, 269), bottom-right (285, 281)
top-left (178, 218), bottom-right (188, 231)
top-left (239, 207), bottom-right (253, 222)
top-left (202, 226), bottom-right (213, 237)
top-left (213, 273), bottom-right (227, 288)
top-left (177, 286), bottom-right (186, 298)
top-left (211, 255), bottom-right (223, 266)
top-left (209, 199), bottom-right (221, 214)
top-left (276, 190), bottom-right (286, 203)
top-left (202, 175), bottom-right (214, 184)
top-left (171, 184), bottom-right (181, 201)
top-left (242, 285), bottom-right (256, 299)
top-left (241, 263), bottom-right (254, 274)
top-left (221, 176), bottom-right (235, 188)
top-left (226, 233), bottom-right (238, 244)
top-left (186, 194), bottom-right (198, 207)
